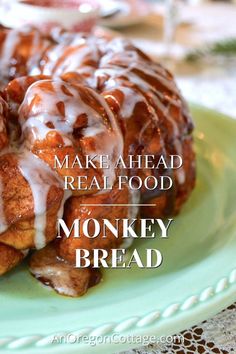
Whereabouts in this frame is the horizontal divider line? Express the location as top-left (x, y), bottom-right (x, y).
top-left (80, 204), bottom-right (156, 207)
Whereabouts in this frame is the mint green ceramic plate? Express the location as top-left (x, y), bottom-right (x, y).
top-left (0, 105), bottom-right (236, 354)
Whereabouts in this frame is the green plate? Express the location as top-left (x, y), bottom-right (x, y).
top-left (0, 105), bottom-right (236, 354)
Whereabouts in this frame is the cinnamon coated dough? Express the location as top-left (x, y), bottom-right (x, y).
top-left (0, 26), bottom-right (195, 295)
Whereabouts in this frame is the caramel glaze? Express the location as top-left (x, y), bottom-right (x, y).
top-left (0, 26), bottom-right (196, 296)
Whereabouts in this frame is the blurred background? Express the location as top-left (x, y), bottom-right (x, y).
top-left (0, 0), bottom-right (235, 115)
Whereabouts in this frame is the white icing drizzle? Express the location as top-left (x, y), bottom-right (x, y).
top-left (173, 139), bottom-right (186, 185)
top-left (0, 30), bottom-right (19, 79)
top-left (19, 79), bottom-right (123, 189)
top-left (115, 86), bottom-right (145, 119)
top-left (18, 151), bottom-right (63, 249)
top-left (99, 37), bottom-right (179, 93)
top-left (96, 66), bottom-right (181, 141)
top-left (21, 249), bottom-right (29, 257)
top-left (53, 46), bottom-right (93, 76)
top-left (20, 80), bottom-right (106, 137)
top-left (100, 48), bottom-right (139, 69)
top-left (57, 189), bottom-right (72, 221)
top-left (0, 177), bottom-right (8, 233)
top-left (121, 189), bottom-right (140, 250)
top-left (41, 36), bottom-right (100, 77)
top-left (104, 38), bottom-right (130, 54)
top-left (133, 64), bottom-right (179, 94)
top-left (40, 43), bottom-right (67, 75)
top-left (138, 120), bottom-right (152, 144)
top-left (128, 189), bottom-right (140, 219)
top-left (96, 53), bottom-right (187, 186)
top-left (27, 30), bottom-right (48, 76)
top-left (148, 92), bottom-right (179, 138)
top-left (88, 89), bottom-right (124, 189)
